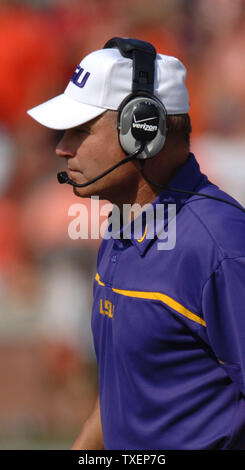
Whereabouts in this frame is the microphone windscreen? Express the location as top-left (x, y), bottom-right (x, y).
top-left (57, 171), bottom-right (69, 184)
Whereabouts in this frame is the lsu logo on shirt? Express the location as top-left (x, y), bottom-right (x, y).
top-left (70, 65), bottom-right (90, 88)
top-left (100, 298), bottom-right (115, 319)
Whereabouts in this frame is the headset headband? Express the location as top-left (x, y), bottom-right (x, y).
top-left (104, 37), bottom-right (156, 94)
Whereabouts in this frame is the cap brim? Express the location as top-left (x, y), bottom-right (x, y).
top-left (27, 93), bottom-right (106, 130)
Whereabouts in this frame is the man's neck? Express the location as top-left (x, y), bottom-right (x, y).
top-left (116, 179), bottom-right (160, 222)
top-left (116, 151), bottom-right (189, 223)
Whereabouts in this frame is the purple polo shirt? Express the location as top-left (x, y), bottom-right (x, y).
top-left (91, 153), bottom-right (245, 450)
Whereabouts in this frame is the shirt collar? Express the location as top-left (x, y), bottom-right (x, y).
top-left (106, 153), bottom-right (204, 256)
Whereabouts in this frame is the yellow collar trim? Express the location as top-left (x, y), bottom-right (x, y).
top-left (136, 224), bottom-right (148, 243)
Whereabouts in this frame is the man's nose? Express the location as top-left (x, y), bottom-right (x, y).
top-left (55, 132), bottom-right (76, 158)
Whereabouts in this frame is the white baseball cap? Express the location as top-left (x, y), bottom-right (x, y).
top-left (27, 47), bottom-right (190, 130)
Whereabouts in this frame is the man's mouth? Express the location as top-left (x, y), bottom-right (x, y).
top-left (67, 165), bottom-right (80, 172)
top-left (67, 168), bottom-right (86, 183)
top-left (67, 168), bottom-right (79, 178)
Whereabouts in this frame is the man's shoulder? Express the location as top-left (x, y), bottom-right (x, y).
top-left (181, 181), bottom-right (245, 259)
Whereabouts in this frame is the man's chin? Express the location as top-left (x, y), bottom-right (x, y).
top-left (73, 185), bottom-right (101, 199)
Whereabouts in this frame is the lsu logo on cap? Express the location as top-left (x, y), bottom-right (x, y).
top-left (70, 65), bottom-right (90, 88)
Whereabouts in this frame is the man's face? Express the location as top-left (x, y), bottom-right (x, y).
top-left (56, 111), bottom-right (140, 201)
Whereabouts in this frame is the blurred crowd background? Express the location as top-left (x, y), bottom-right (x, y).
top-left (0, 0), bottom-right (245, 449)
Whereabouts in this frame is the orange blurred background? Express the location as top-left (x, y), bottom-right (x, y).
top-left (0, 0), bottom-right (244, 449)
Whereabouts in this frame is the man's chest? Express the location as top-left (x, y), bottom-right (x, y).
top-left (91, 238), bottom-right (208, 363)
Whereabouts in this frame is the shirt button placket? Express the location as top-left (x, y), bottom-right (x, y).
top-left (106, 251), bottom-right (118, 285)
top-left (111, 255), bottom-right (117, 264)
top-left (104, 240), bottom-right (124, 286)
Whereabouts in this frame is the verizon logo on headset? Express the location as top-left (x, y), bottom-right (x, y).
top-left (70, 65), bottom-right (90, 88)
top-left (131, 101), bottom-right (159, 140)
top-left (132, 115), bottom-right (158, 132)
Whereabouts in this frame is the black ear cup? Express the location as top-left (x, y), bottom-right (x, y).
top-left (118, 95), bottom-right (167, 160)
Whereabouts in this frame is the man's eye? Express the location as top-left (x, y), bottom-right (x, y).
top-left (76, 127), bottom-right (90, 134)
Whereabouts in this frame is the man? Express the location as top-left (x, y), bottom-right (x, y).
top-left (27, 38), bottom-right (245, 450)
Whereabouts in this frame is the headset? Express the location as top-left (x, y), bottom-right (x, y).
top-left (57, 37), bottom-right (245, 214)
top-left (104, 37), bottom-right (167, 160)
